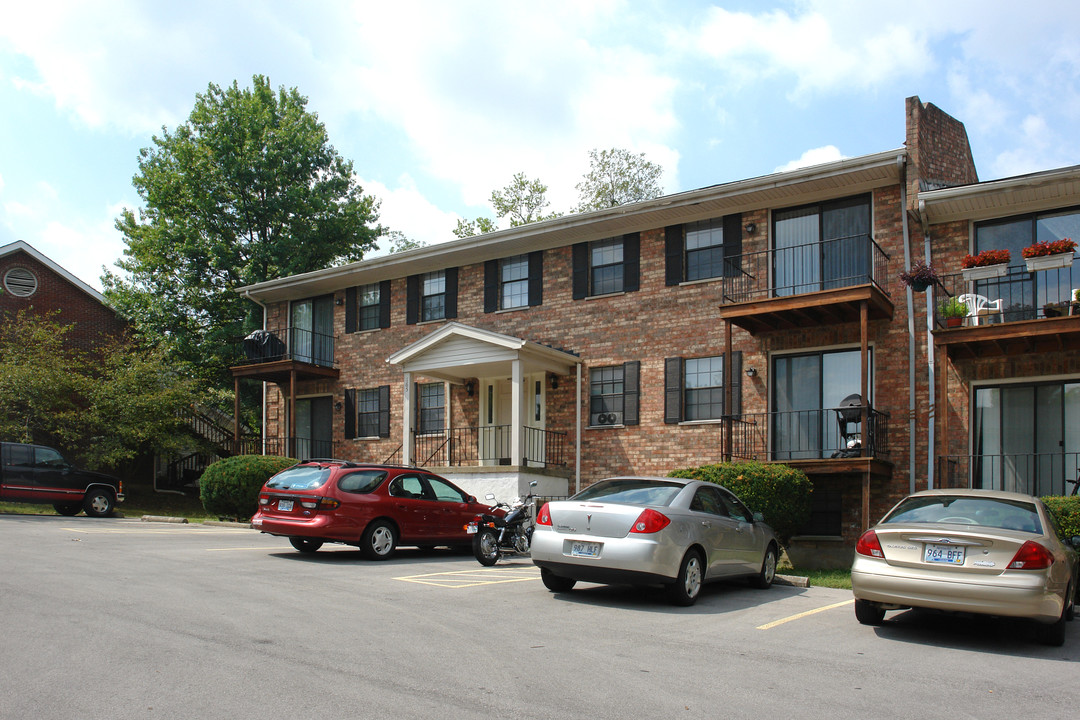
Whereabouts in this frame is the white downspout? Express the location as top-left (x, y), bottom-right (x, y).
top-left (575, 363), bottom-right (582, 495)
top-left (919, 199), bottom-right (936, 489)
top-left (898, 155), bottom-right (916, 496)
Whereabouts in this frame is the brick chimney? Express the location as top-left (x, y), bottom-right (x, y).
top-left (904, 96), bottom-right (978, 211)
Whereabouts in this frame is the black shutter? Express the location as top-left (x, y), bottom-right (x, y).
top-left (623, 232), bottom-right (640, 293)
top-left (623, 360), bottom-right (640, 426)
top-left (528, 250), bottom-right (543, 306)
top-left (723, 213), bottom-right (743, 278)
top-left (406, 275), bottom-right (419, 325)
top-left (378, 385), bottom-right (391, 438)
top-left (729, 351), bottom-right (743, 414)
top-left (378, 280), bottom-right (391, 328)
top-left (665, 225), bottom-right (683, 286)
top-left (664, 357), bottom-right (683, 424)
top-left (572, 243), bottom-right (589, 299)
top-left (445, 267), bottom-right (458, 319)
top-left (344, 389), bottom-right (356, 440)
top-left (345, 287), bottom-right (357, 334)
top-left (484, 260), bottom-right (498, 313)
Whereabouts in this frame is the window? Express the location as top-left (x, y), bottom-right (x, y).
top-left (406, 269), bottom-right (458, 324)
top-left (589, 362), bottom-right (639, 427)
top-left (484, 252), bottom-right (543, 312)
top-left (974, 207), bottom-right (1080, 320)
top-left (417, 383), bottom-right (445, 434)
top-left (773, 195), bottom-right (871, 296)
top-left (3, 268), bottom-right (37, 297)
top-left (572, 234), bottom-right (640, 299)
top-left (427, 476), bottom-right (467, 502)
top-left (345, 386), bottom-right (390, 439)
top-left (290, 296), bottom-right (334, 366)
top-left (346, 280), bottom-right (391, 333)
top-left (665, 215), bottom-right (744, 286)
top-left (685, 219), bottom-right (726, 281)
top-left (664, 354), bottom-right (741, 423)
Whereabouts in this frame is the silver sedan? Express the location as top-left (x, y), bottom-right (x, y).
top-left (531, 476), bottom-right (780, 605)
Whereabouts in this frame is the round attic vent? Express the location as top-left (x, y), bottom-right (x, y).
top-left (4, 267), bottom-right (39, 297)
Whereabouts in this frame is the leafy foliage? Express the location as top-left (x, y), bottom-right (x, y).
top-left (382, 230), bottom-right (426, 254)
top-left (1043, 495), bottom-right (1080, 540)
top-left (669, 462), bottom-right (813, 546)
top-left (199, 454), bottom-right (297, 520)
top-left (453, 172), bottom-right (560, 238)
top-left (575, 148), bottom-right (663, 212)
top-left (104, 74), bottom-right (382, 386)
top-left (0, 311), bottom-right (200, 469)
top-left (961, 249), bottom-right (1010, 268)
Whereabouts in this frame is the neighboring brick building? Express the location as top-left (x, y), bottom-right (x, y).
top-left (0, 240), bottom-right (127, 350)
top-left (232, 96), bottom-right (1080, 565)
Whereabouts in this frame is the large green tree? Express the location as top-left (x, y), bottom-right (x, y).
top-left (104, 75), bottom-right (382, 385)
top-left (575, 147), bottom-right (663, 212)
top-left (0, 312), bottom-right (200, 470)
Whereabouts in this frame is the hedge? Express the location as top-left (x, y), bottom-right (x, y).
top-left (199, 455), bottom-right (297, 520)
top-left (1042, 495), bottom-right (1080, 541)
top-left (669, 461), bottom-right (812, 546)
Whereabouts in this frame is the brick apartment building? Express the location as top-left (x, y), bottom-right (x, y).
top-left (0, 240), bottom-right (127, 351)
top-left (232, 96), bottom-right (1080, 563)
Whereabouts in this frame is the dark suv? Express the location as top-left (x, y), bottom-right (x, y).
top-left (251, 460), bottom-right (496, 560)
top-left (0, 442), bottom-right (124, 517)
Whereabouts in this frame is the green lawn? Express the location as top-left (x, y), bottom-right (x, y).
top-left (780, 568), bottom-right (852, 590)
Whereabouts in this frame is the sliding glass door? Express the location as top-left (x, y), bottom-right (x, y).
top-left (774, 195), bottom-right (871, 297)
top-left (290, 295), bottom-right (334, 366)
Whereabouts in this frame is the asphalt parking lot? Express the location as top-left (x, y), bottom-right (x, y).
top-left (2, 514), bottom-right (1078, 720)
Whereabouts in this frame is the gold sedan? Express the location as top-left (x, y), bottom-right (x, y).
top-left (851, 488), bottom-right (1079, 646)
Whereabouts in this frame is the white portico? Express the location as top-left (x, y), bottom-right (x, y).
top-left (387, 322), bottom-right (582, 499)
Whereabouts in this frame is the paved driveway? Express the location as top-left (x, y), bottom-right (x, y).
top-left (2, 514), bottom-right (1077, 719)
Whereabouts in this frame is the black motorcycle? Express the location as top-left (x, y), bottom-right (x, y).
top-left (466, 482), bottom-right (536, 566)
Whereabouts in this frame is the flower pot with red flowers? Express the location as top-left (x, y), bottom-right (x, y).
top-left (1023, 238), bottom-right (1077, 272)
top-left (898, 260), bottom-right (939, 292)
top-left (961, 249), bottom-right (1010, 281)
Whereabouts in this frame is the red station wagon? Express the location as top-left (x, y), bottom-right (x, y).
top-left (250, 461), bottom-right (497, 560)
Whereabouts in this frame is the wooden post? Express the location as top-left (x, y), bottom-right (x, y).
top-left (861, 300), bottom-right (870, 531)
top-left (233, 376), bottom-right (241, 455)
top-left (724, 320), bottom-right (733, 462)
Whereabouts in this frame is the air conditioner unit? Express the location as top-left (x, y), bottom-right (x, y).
top-left (590, 411), bottom-right (623, 426)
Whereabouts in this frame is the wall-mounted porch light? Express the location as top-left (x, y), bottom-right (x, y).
top-left (745, 367), bottom-right (757, 378)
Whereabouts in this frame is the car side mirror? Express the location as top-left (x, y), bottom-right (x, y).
top-left (752, 512), bottom-right (766, 524)
top-left (1071, 536), bottom-right (1080, 549)
top-left (485, 493), bottom-right (496, 501)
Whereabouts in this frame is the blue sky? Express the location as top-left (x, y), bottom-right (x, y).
top-left (2, 1), bottom-right (1080, 291)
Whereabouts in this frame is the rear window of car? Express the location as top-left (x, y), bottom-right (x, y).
top-left (336, 470), bottom-right (387, 494)
top-left (883, 496), bottom-right (1042, 534)
top-left (266, 466), bottom-right (332, 490)
top-left (572, 479), bottom-right (684, 506)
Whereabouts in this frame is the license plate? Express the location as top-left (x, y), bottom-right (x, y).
top-left (277, 499), bottom-right (293, 512)
top-left (570, 541), bottom-right (600, 558)
top-left (924, 543), bottom-right (965, 565)
top-left (465, 524), bottom-right (478, 534)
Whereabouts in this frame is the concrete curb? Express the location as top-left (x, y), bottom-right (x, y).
top-left (774, 573), bottom-right (811, 588)
top-left (200, 520), bottom-right (252, 528)
top-left (140, 515), bottom-right (189, 524)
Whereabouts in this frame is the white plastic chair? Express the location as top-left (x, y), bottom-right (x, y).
top-left (957, 293), bottom-right (1003, 325)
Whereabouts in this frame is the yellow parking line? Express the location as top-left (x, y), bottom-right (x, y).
top-left (757, 599), bottom-right (854, 630)
top-left (394, 568), bottom-right (539, 588)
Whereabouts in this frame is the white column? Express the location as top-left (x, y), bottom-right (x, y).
top-left (511, 359), bottom-right (523, 466)
top-left (402, 372), bottom-right (412, 465)
top-left (575, 363), bottom-right (582, 494)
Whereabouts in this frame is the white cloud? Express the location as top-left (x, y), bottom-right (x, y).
top-left (774, 146), bottom-right (846, 173)
top-left (361, 175), bottom-right (461, 253)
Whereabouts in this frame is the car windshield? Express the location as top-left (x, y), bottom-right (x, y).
top-left (882, 496), bottom-right (1043, 534)
top-left (571, 479), bottom-right (684, 507)
top-left (266, 466), bottom-right (331, 490)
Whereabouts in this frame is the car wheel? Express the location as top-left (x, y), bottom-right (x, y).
top-left (289, 537), bottom-right (323, 553)
top-left (473, 529), bottom-right (500, 566)
top-left (750, 543), bottom-right (778, 589)
top-left (1038, 607), bottom-right (1068, 647)
top-left (361, 520), bottom-right (397, 560)
top-left (53, 503), bottom-right (81, 516)
top-left (667, 549), bottom-right (704, 606)
top-left (854, 599), bottom-right (886, 626)
top-left (540, 567), bottom-right (576, 593)
top-left (82, 489), bottom-right (115, 518)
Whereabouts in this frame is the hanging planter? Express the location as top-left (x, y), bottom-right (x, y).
top-left (897, 260), bottom-right (939, 293)
top-left (1022, 238), bottom-right (1076, 272)
top-left (960, 249), bottom-right (1010, 281)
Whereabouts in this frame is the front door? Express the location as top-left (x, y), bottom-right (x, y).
top-left (294, 396), bottom-right (333, 460)
top-left (479, 375), bottom-right (547, 466)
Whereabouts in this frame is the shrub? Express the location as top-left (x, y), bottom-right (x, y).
top-left (199, 455), bottom-right (297, 520)
top-left (669, 462), bottom-right (812, 546)
top-left (1042, 495), bottom-right (1080, 541)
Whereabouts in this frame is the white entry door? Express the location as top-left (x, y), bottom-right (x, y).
top-left (479, 375), bottom-right (546, 466)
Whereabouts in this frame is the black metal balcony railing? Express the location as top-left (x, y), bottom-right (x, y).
top-left (934, 265), bottom-right (1078, 328)
top-left (238, 327), bottom-right (337, 368)
top-left (938, 452), bottom-right (1080, 497)
top-left (722, 233), bottom-right (890, 303)
top-left (413, 425), bottom-right (567, 468)
top-left (728, 406), bottom-right (890, 461)
top-left (233, 436), bottom-right (336, 460)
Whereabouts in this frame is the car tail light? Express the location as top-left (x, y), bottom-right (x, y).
top-left (259, 496), bottom-right (270, 505)
top-left (1006, 540), bottom-right (1054, 570)
top-left (629, 508), bottom-right (671, 534)
top-left (536, 503), bottom-right (552, 526)
top-left (298, 497), bottom-right (340, 511)
top-left (855, 530), bottom-right (884, 558)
